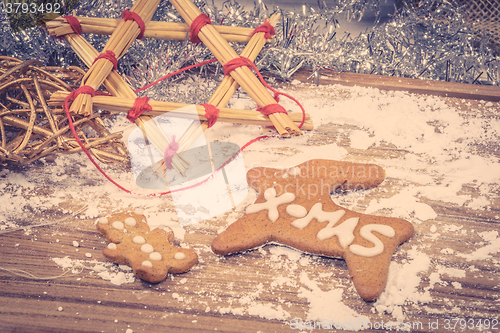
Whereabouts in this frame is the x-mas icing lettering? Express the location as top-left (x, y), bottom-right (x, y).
top-left (247, 194), bottom-right (395, 256)
top-left (246, 188), bottom-right (295, 222)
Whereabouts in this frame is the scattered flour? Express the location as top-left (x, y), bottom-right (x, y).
top-left (365, 188), bottom-right (437, 222)
top-left (52, 257), bottom-right (135, 285)
top-left (374, 247), bottom-right (432, 322)
top-left (457, 231), bottom-right (500, 262)
top-left (246, 303), bottom-right (291, 320)
top-left (2, 83), bottom-right (498, 328)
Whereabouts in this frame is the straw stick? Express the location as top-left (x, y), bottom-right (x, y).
top-left (45, 17), bottom-right (271, 44)
top-left (169, 0), bottom-right (302, 136)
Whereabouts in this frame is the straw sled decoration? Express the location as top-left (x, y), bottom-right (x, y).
top-left (45, 0), bottom-right (312, 180)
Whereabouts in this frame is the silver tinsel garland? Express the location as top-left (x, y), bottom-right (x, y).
top-left (1, 0), bottom-right (498, 105)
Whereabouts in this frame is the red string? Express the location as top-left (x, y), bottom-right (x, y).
top-left (63, 15), bottom-right (82, 35)
top-left (201, 103), bottom-right (220, 128)
top-left (163, 136), bottom-right (180, 170)
top-left (93, 50), bottom-right (118, 71)
top-left (122, 10), bottom-right (146, 40)
top-left (222, 57), bottom-right (252, 76)
top-left (190, 14), bottom-right (211, 43)
top-left (134, 58), bottom-right (217, 94)
top-left (127, 96), bottom-right (152, 123)
top-left (63, 86), bottom-right (133, 194)
top-left (251, 21), bottom-right (276, 39)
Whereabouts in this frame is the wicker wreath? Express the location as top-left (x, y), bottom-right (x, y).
top-left (0, 56), bottom-right (128, 164)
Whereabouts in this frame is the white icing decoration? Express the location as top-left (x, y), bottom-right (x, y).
top-left (174, 252), bottom-right (186, 260)
top-left (291, 203), bottom-right (345, 229)
top-left (287, 167), bottom-right (301, 176)
top-left (111, 221), bottom-right (124, 230)
top-left (142, 260), bottom-right (153, 268)
top-left (149, 252), bottom-right (162, 261)
top-left (317, 217), bottom-right (358, 248)
top-left (245, 188), bottom-right (295, 222)
top-left (286, 204), bottom-right (307, 218)
top-left (124, 217), bottom-right (136, 227)
top-left (107, 243), bottom-right (117, 250)
top-left (140, 244), bottom-right (154, 254)
top-left (132, 236), bottom-right (146, 244)
top-left (291, 203), bottom-right (358, 248)
top-left (349, 224), bottom-right (396, 257)
top-left (134, 208), bottom-right (144, 215)
top-left (98, 217), bottom-right (109, 224)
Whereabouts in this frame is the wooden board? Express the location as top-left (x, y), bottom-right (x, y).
top-left (293, 68), bottom-right (500, 102)
top-left (1, 81), bottom-right (499, 333)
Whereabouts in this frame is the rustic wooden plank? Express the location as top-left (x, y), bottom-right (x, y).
top-left (293, 68), bottom-right (500, 102)
top-left (1, 82), bottom-right (499, 333)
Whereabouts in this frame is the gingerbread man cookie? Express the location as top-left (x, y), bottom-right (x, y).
top-left (96, 209), bottom-right (198, 283)
top-left (212, 159), bottom-right (414, 301)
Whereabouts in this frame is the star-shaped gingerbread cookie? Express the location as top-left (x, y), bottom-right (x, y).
top-left (212, 159), bottom-right (414, 301)
top-left (96, 209), bottom-right (198, 283)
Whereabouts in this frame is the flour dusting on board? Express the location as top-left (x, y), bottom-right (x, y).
top-left (1, 83), bottom-right (499, 329)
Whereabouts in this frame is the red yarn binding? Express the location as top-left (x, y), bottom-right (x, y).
top-left (127, 96), bottom-right (152, 123)
top-left (251, 21), bottom-right (275, 39)
top-left (201, 103), bottom-right (220, 128)
top-left (190, 14), bottom-right (211, 43)
top-left (63, 15), bottom-right (82, 35)
top-left (122, 10), bottom-right (146, 39)
top-left (164, 136), bottom-right (180, 170)
top-left (222, 57), bottom-right (297, 117)
top-left (260, 104), bottom-right (287, 115)
top-left (93, 50), bottom-right (118, 71)
top-left (222, 57), bottom-right (252, 76)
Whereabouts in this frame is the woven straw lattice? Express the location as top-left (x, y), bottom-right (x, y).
top-left (0, 56), bottom-right (128, 164)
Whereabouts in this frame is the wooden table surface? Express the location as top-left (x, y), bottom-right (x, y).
top-left (1, 76), bottom-right (499, 333)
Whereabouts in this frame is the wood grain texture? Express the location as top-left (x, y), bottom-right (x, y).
top-left (1, 81), bottom-right (499, 333)
top-left (293, 68), bottom-right (500, 102)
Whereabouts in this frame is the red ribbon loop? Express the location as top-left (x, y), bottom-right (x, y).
top-left (93, 50), bottom-right (118, 71)
top-left (201, 103), bottom-right (220, 128)
top-left (63, 15), bottom-right (82, 35)
top-left (122, 9), bottom-right (146, 39)
top-left (259, 104), bottom-right (287, 116)
top-left (64, 85), bottom-right (96, 112)
top-left (164, 136), bottom-right (180, 170)
top-left (252, 21), bottom-right (276, 39)
top-left (222, 57), bottom-right (253, 76)
top-left (127, 96), bottom-right (152, 123)
top-left (190, 14), bottom-right (211, 43)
